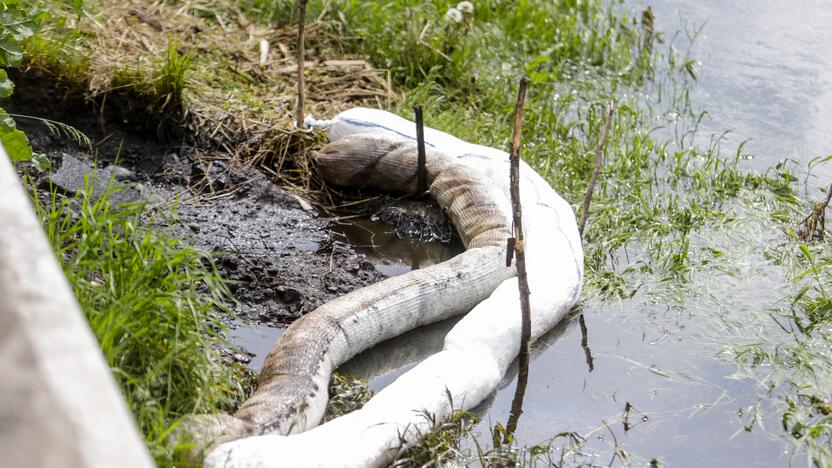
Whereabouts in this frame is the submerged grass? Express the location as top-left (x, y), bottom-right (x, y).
top-left (736, 232), bottom-right (832, 465)
top-left (31, 180), bottom-right (248, 464)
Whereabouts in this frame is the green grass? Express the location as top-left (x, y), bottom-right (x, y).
top-left (279, 0), bottom-right (790, 294)
top-left (324, 373), bottom-right (374, 421)
top-left (116, 39), bottom-right (193, 111)
top-left (31, 180), bottom-right (248, 464)
top-left (737, 232), bottom-right (832, 465)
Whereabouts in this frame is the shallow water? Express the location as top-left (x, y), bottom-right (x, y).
top-left (643, 0), bottom-right (832, 180)
top-left (231, 216), bottom-right (461, 373)
top-left (230, 321), bottom-right (285, 372)
top-left (341, 250), bottom-right (797, 465)
top-left (329, 216), bottom-right (462, 277)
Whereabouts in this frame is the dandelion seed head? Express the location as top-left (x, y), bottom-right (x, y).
top-left (445, 7), bottom-right (463, 23)
top-left (457, 1), bottom-right (474, 14)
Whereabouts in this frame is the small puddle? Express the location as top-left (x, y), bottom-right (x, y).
top-left (229, 321), bottom-right (285, 372)
top-left (329, 216), bottom-right (463, 277)
top-left (231, 212), bottom-right (464, 373)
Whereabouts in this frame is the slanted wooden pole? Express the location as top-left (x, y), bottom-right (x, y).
top-left (413, 104), bottom-right (427, 194)
top-left (506, 76), bottom-right (530, 436)
top-left (578, 103), bottom-right (614, 238)
top-left (295, 0), bottom-right (308, 129)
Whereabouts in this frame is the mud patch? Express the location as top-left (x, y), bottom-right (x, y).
top-left (5, 70), bottom-right (459, 331)
top-left (172, 164), bottom-right (385, 324)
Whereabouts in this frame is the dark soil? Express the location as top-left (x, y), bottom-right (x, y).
top-left (171, 164), bottom-right (384, 324)
top-left (4, 69), bottom-right (457, 330)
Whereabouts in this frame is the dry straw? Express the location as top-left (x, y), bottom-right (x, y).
top-left (29, 0), bottom-right (393, 196)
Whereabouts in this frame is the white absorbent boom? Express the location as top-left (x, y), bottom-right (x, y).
top-left (203, 107), bottom-right (584, 467)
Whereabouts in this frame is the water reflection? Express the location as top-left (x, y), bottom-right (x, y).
top-left (338, 317), bottom-right (461, 386)
top-left (578, 313), bottom-right (595, 373)
top-left (505, 359), bottom-right (529, 437)
top-left (229, 321), bottom-right (285, 372)
top-left (329, 216), bottom-right (462, 277)
top-left (634, 0), bottom-right (832, 181)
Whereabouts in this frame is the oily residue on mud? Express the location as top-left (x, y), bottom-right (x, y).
top-left (5, 70), bottom-right (456, 336)
top-left (172, 164), bottom-right (384, 324)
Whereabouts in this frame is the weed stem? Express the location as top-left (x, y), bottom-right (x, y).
top-left (579, 103), bottom-right (614, 239)
top-left (295, 0), bottom-right (308, 129)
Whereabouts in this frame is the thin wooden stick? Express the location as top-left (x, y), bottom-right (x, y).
top-left (413, 104), bottom-right (427, 194)
top-left (295, 0), bottom-right (308, 129)
top-left (578, 103), bottom-right (614, 238)
top-left (508, 76), bottom-right (531, 374)
top-left (505, 77), bottom-right (530, 437)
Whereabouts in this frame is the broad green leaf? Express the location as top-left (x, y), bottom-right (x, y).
top-left (0, 107), bottom-right (31, 162)
top-left (0, 34), bottom-right (24, 67)
top-left (0, 5), bottom-right (42, 67)
top-left (32, 153), bottom-right (51, 171)
top-left (0, 108), bottom-right (16, 130)
top-left (0, 124), bottom-right (32, 162)
top-left (0, 70), bottom-right (14, 98)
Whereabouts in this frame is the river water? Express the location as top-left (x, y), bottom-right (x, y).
top-left (231, 2), bottom-right (831, 465)
top-left (648, 0), bottom-right (832, 180)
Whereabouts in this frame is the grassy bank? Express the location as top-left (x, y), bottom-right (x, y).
top-left (12, 0), bottom-right (832, 466)
top-left (30, 182), bottom-right (249, 463)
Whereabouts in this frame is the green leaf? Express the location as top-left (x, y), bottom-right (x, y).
top-left (0, 34), bottom-right (24, 67)
top-left (0, 70), bottom-right (14, 98)
top-left (0, 125), bottom-right (33, 162)
top-left (0, 108), bottom-right (31, 162)
top-left (0, 108), bottom-right (16, 129)
top-left (32, 152), bottom-right (51, 171)
top-left (0, 5), bottom-right (43, 67)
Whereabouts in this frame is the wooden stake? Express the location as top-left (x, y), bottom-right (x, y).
top-left (508, 77), bottom-right (531, 372)
top-left (506, 76), bottom-right (530, 437)
top-left (295, 0), bottom-right (308, 129)
top-left (413, 104), bottom-right (427, 194)
top-left (578, 103), bottom-right (614, 238)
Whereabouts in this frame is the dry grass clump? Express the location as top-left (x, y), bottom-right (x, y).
top-left (26, 0), bottom-right (392, 188)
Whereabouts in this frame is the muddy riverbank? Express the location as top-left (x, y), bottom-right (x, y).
top-left (5, 71), bottom-right (459, 362)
